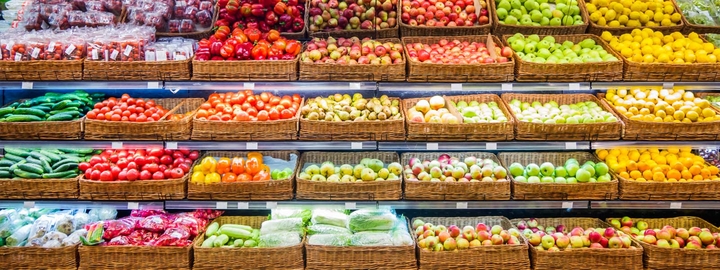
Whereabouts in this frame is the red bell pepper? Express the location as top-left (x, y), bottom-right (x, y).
top-left (286, 0), bottom-right (298, 6)
top-left (240, 3), bottom-right (253, 17)
top-left (220, 43), bottom-right (236, 59)
top-left (292, 17), bottom-right (304, 32)
top-left (251, 4), bottom-right (265, 16)
top-left (235, 42), bottom-right (253, 60)
top-left (251, 44), bottom-right (268, 60)
top-left (227, 0), bottom-right (239, 16)
top-left (265, 10), bottom-right (278, 26)
top-left (210, 40), bottom-right (224, 56)
top-left (195, 48), bottom-right (211, 61)
top-left (218, 0), bottom-right (229, 8)
top-left (244, 27), bottom-right (262, 42)
top-left (274, 2), bottom-right (287, 14)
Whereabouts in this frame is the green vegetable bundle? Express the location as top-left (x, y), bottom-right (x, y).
top-left (0, 91), bottom-right (104, 122)
top-left (0, 148), bottom-right (96, 179)
top-left (200, 222), bottom-right (260, 248)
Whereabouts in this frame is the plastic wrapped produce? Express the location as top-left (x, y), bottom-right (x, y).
top-left (73, 211), bottom-right (91, 231)
top-left (89, 208), bottom-right (118, 221)
top-left (390, 229), bottom-right (413, 246)
top-left (348, 209), bottom-right (398, 232)
top-left (349, 231), bottom-right (393, 246)
top-left (27, 215), bottom-right (55, 240)
top-left (270, 209), bottom-right (311, 224)
top-left (307, 224), bottom-right (352, 235)
top-left (311, 209), bottom-right (349, 228)
top-left (6, 224), bottom-right (32, 246)
top-left (258, 231), bottom-right (302, 247)
top-left (0, 216), bottom-right (33, 238)
top-left (139, 215), bottom-right (171, 232)
top-left (260, 217), bottom-right (304, 236)
top-left (53, 214), bottom-right (75, 235)
top-left (307, 234), bottom-right (351, 246)
top-left (0, 209), bottom-right (18, 224)
top-left (62, 229), bottom-right (86, 246)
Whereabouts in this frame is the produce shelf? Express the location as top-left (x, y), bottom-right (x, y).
top-left (0, 81), bottom-right (163, 90)
top-left (590, 201), bottom-right (720, 210)
top-left (164, 200), bottom-right (588, 210)
top-left (0, 140), bottom-right (164, 149)
top-left (167, 141), bottom-right (378, 151)
top-left (164, 200), bottom-right (379, 210)
top-left (592, 82), bottom-right (720, 91)
top-left (164, 81), bottom-right (378, 91)
top-left (592, 141), bottom-right (720, 150)
top-left (379, 82), bottom-right (592, 94)
top-left (0, 200), bottom-right (164, 210)
top-left (378, 141), bottom-right (591, 151)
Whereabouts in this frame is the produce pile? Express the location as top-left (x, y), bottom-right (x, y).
top-left (195, 91), bottom-right (302, 121)
top-left (609, 216), bottom-right (720, 249)
top-left (85, 94), bottom-right (172, 122)
top-left (0, 148), bottom-right (94, 179)
top-left (408, 96), bottom-right (460, 124)
top-left (82, 209), bottom-right (222, 246)
top-left (675, 0), bottom-right (719, 27)
top-left (124, 0), bottom-right (215, 33)
top-left (190, 152), bottom-right (297, 184)
top-left (299, 158), bottom-right (403, 182)
top-left (451, 99), bottom-right (508, 123)
top-left (495, 0), bottom-right (583, 26)
top-left (301, 94), bottom-right (402, 121)
top-left (517, 218), bottom-right (635, 250)
top-left (508, 158), bottom-right (612, 183)
top-left (507, 34), bottom-right (619, 64)
top-left (586, 0), bottom-right (681, 27)
top-left (307, 209), bottom-right (413, 246)
top-left (405, 38), bottom-right (512, 64)
top-left (604, 87), bottom-right (720, 123)
top-left (401, 0), bottom-right (490, 27)
top-left (195, 27), bottom-right (301, 61)
top-left (414, 219), bottom-right (521, 251)
top-left (0, 91), bottom-right (103, 123)
top-left (300, 37), bottom-right (404, 65)
top-left (603, 30), bottom-right (719, 64)
top-left (215, 0), bottom-right (306, 34)
top-left (404, 153), bottom-right (508, 182)
top-left (508, 98), bottom-right (617, 124)
top-left (596, 147), bottom-right (720, 182)
top-left (308, 0), bottom-right (398, 32)
top-left (201, 213), bottom-right (304, 248)
top-left (80, 149), bottom-right (198, 181)
top-left (0, 208), bottom-right (116, 247)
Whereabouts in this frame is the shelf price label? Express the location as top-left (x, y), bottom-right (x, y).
top-left (670, 202), bottom-right (682, 209)
top-left (561, 202), bottom-right (574, 209)
top-left (486, 142), bottom-right (497, 150)
top-left (351, 142), bottom-right (363, 149)
top-left (243, 82), bottom-right (255, 89)
top-left (345, 202), bottom-right (357, 210)
top-left (111, 142), bottom-right (123, 149)
top-left (127, 202), bottom-right (140, 210)
top-left (456, 202), bottom-right (468, 209)
top-left (21, 82), bottom-right (33, 89)
top-left (450, 84), bottom-right (463, 91)
top-left (349, 83), bottom-right (362, 90)
top-left (426, 143), bottom-right (439, 150)
top-left (266, 202), bottom-right (278, 209)
top-left (662, 82), bottom-right (674, 90)
top-left (147, 82), bottom-right (160, 89)
top-left (215, 202), bottom-right (228, 209)
top-left (501, 83), bottom-right (512, 91)
top-left (238, 202), bottom-right (249, 209)
top-left (165, 142), bottom-right (178, 150)
top-left (246, 142), bottom-right (258, 150)
top-left (23, 201), bottom-right (35, 208)
top-left (565, 142), bottom-right (577, 150)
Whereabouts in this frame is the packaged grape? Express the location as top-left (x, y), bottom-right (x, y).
top-left (185, 0), bottom-right (199, 7)
top-left (47, 11), bottom-right (70, 29)
top-left (103, 0), bottom-right (123, 15)
top-left (155, 2), bottom-right (173, 20)
top-left (183, 5), bottom-right (198, 22)
top-left (38, 4), bottom-right (72, 20)
top-left (196, 9), bottom-right (211, 28)
top-left (174, 1), bottom-right (186, 18)
top-left (144, 12), bottom-right (167, 32)
top-left (126, 7), bottom-right (146, 25)
top-left (84, 1), bottom-right (107, 12)
top-left (122, 0), bottom-right (139, 6)
top-left (167, 19), bottom-right (180, 33)
top-left (85, 11), bottom-right (116, 27)
top-left (198, 1), bottom-right (212, 11)
top-left (22, 11), bottom-right (43, 30)
top-left (71, 0), bottom-right (87, 10)
top-left (179, 19), bottom-right (194, 33)
top-left (68, 10), bottom-right (86, 27)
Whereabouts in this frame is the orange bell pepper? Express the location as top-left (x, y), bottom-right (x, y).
top-left (231, 157), bottom-right (245, 174)
top-left (217, 157), bottom-right (231, 174)
top-left (221, 172), bottom-right (237, 183)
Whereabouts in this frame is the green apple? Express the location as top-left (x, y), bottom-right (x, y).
top-left (581, 163), bottom-right (596, 176)
top-left (567, 177), bottom-right (577, 184)
top-left (597, 174), bottom-right (612, 182)
top-left (527, 176), bottom-right (541, 183)
top-left (595, 162), bottom-right (609, 176)
top-left (305, 164), bottom-right (321, 175)
top-left (509, 163), bottom-right (525, 177)
top-left (575, 168), bottom-right (591, 183)
top-left (527, 34), bottom-right (540, 42)
top-left (549, 17), bottom-right (562, 26)
top-left (497, 8), bottom-right (509, 20)
top-left (541, 176), bottom-right (555, 183)
top-left (353, 164), bottom-right (366, 178)
top-left (555, 166), bottom-right (568, 177)
top-left (515, 176), bottom-right (528, 183)
top-left (554, 177), bottom-right (567, 184)
top-left (540, 162), bottom-right (555, 176)
top-left (340, 164), bottom-right (354, 175)
top-left (526, 163), bottom-right (541, 176)
top-left (505, 15), bottom-right (519, 25)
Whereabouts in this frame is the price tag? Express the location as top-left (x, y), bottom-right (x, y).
top-left (215, 202), bottom-right (228, 209)
top-left (31, 48), bottom-right (40, 59)
top-left (246, 142), bottom-right (258, 150)
top-left (110, 50), bottom-right (119, 60)
top-left (48, 42), bottom-right (56, 52)
top-left (266, 202), bottom-right (278, 209)
top-left (565, 142), bottom-right (577, 150)
top-left (663, 82), bottom-right (674, 90)
top-left (156, 50), bottom-right (167, 61)
top-left (451, 83), bottom-right (463, 91)
top-left (345, 202), bottom-right (357, 209)
top-left (426, 143), bottom-right (439, 150)
top-left (21, 82), bottom-right (33, 89)
top-left (23, 201), bottom-right (35, 208)
top-left (670, 202), bottom-right (682, 209)
top-left (111, 142), bottom-right (123, 149)
top-left (238, 202), bottom-right (249, 209)
top-left (127, 202), bottom-right (140, 210)
top-left (349, 83), bottom-right (362, 89)
top-left (123, 45), bottom-right (133, 57)
top-left (145, 51), bottom-right (156, 61)
top-left (501, 83), bottom-right (513, 91)
top-left (456, 202), bottom-right (468, 209)
top-left (166, 142), bottom-right (178, 150)
top-left (65, 44), bottom-right (76, 55)
top-left (14, 52), bottom-right (21, 62)
top-left (562, 202), bottom-right (574, 209)
top-left (243, 82), bottom-right (255, 89)
top-left (486, 142), bottom-right (497, 150)
top-left (147, 81), bottom-right (160, 89)
top-left (351, 142), bottom-right (363, 149)
top-left (91, 49), bottom-right (99, 60)
top-left (568, 83), bottom-right (580, 90)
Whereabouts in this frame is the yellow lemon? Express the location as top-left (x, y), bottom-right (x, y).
top-left (609, 20), bottom-right (622, 27)
top-left (670, 13), bottom-right (681, 23)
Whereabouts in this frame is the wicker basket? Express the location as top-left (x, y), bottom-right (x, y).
top-left (491, 0), bottom-right (589, 36)
top-left (611, 171), bottom-right (720, 200)
top-left (299, 97), bottom-right (405, 141)
top-left (299, 38), bottom-right (406, 81)
top-left (79, 173), bottom-right (187, 200)
top-left (0, 60), bottom-right (83, 80)
top-left (502, 34), bottom-right (624, 82)
top-left (84, 98), bottom-right (201, 140)
top-left (606, 216), bottom-right (720, 270)
top-left (413, 216), bottom-right (530, 270)
top-left (155, 6), bottom-right (219, 40)
top-left (400, 0), bottom-right (492, 36)
top-left (402, 152), bottom-right (511, 200)
top-left (79, 244), bottom-right (191, 270)
top-left (308, 1), bottom-right (399, 39)
top-left (404, 94), bottom-right (515, 141)
top-left (279, 2), bottom-right (310, 40)
top-left (682, 16), bottom-right (720, 34)
top-left (622, 58), bottom-right (720, 82)
top-left (0, 245), bottom-right (77, 270)
top-left (403, 35), bottom-right (515, 82)
top-left (295, 151), bottom-right (402, 200)
top-left (192, 216), bottom-right (305, 270)
top-left (187, 151), bottom-right (300, 200)
top-left (0, 117), bottom-right (83, 140)
top-left (0, 176), bottom-right (79, 199)
top-left (191, 54), bottom-right (299, 81)
top-left (502, 93), bottom-right (623, 141)
top-left (191, 99), bottom-right (302, 141)
top-left (584, 0), bottom-right (685, 36)
top-left (598, 93), bottom-right (720, 140)
top-left (510, 217), bottom-right (643, 270)
top-left (498, 152), bottom-right (619, 200)
top-left (83, 59), bottom-right (191, 81)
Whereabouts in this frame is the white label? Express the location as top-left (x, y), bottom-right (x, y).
top-left (351, 142), bottom-right (363, 149)
top-left (127, 202), bottom-right (140, 210)
top-left (345, 202), bottom-right (357, 209)
top-left (166, 142), bottom-right (178, 149)
top-left (266, 202), bottom-right (277, 209)
top-left (6, 41), bottom-right (14, 51)
top-left (565, 142), bottom-right (577, 150)
top-left (174, 54), bottom-right (187, 61)
top-left (123, 45), bottom-right (133, 57)
top-left (451, 83), bottom-right (463, 90)
top-left (246, 142), bottom-right (258, 150)
top-left (349, 82), bottom-right (362, 89)
top-left (65, 44), bottom-right (76, 55)
top-left (237, 202), bottom-right (249, 209)
top-left (21, 82), bottom-right (33, 89)
top-left (145, 50), bottom-right (156, 61)
top-left (147, 82), bottom-right (160, 89)
top-left (562, 202), bottom-right (574, 209)
top-left (501, 83), bottom-right (512, 91)
top-left (111, 142), bottom-right (123, 149)
top-left (92, 49), bottom-right (99, 60)
top-left (110, 50), bottom-right (119, 60)
top-left (23, 201), bottom-right (35, 208)
top-left (14, 52), bottom-right (21, 61)
top-left (215, 201), bottom-right (228, 209)
top-left (486, 142), bottom-right (497, 150)
top-left (243, 82), bottom-right (255, 89)
top-left (568, 83), bottom-right (580, 90)
top-left (47, 41), bottom-right (56, 52)
top-left (670, 202), bottom-right (682, 209)
top-left (156, 50), bottom-right (167, 61)
top-left (426, 143), bottom-right (439, 150)
top-left (456, 202), bottom-right (468, 209)
top-left (663, 82), bottom-right (674, 90)
top-left (31, 47), bottom-right (39, 58)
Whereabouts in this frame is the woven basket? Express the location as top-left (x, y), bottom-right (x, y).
top-left (191, 54), bottom-right (299, 81)
top-left (404, 94), bottom-right (515, 141)
top-left (299, 97), bottom-right (405, 141)
top-left (511, 217), bottom-right (643, 270)
top-left (501, 34), bottom-right (624, 82)
top-left (187, 151), bottom-right (300, 200)
top-left (279, 2), bottom-right (310, 40)
top-left (697, 92), bottom-right (720, 111)
top-left (498, 152), bottom-right (619, 200)
top-left (0, 117), bottom-right (83, 140)
top-left (305, 216), bottom-right (417, 270)
top-left (156, 6), bottom-right (219, 40)
top-left (84, 98), bottom-right (202, 140)
top-left (192, 216), bottom-right (305, 270)
top-left (295, 151), bottom-right (402, 200)
top-left (402, 152), bottom-right (511, 200)
top-left (79, 244), bottom-right (191, 270)
top-left (584, 0), bottom-right (685, 36)
top-left (598, 93), bottom-right (720, 140)
top-left (682, 16), bottom-right (720, 34)
top-left (491, 0), bottom-right (589, 35)
top-left (0, 60), bottom-right (83, 80)
top-left (610, 170), bottom-right (720, 200)
top-left (502, 93), bottom-right (623, 141)
top-left (0, 175), bottom-right (79, 199)
top-left (412, 216), bottom-right (530, 270)
top-left (299, 38), bottom-right (406, 81)
top-left (0, 245), bottom-right (77, 270)
top-left (78, 173), bottom-right (187, 200)
top-left (191, 99), bottom-right (302, 141)
top-left (622, 58), bottom-right (720, 82)
top-left (83, 59), bottom-right (191, 81)
top-left (606, 216), bottom-right (720, 270)
top-left (400, 0), bottom-right (492, 36)
top-left (308, 1), bottom-right (399, 39)
top-left (403, 35), bottom-right (515, 82)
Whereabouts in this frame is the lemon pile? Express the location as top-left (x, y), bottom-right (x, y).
top-left (602, 29), bottom-right (720, 63)
top-left (597, 147), bottom-right (720, 182)
top-left (604, 87), bottom-right (720, 123)
top-left (586, 0), bottom-right (682, 27)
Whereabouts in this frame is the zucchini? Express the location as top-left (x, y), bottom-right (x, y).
top-left (2, 115), bottom-right (43, 122)
top-left (4, 148), bottom-right (30, 158)
top-left (17, 163), bottom-right (43, 174)
top-left (3, 153), bottom-right (24, 163)
top-left (42, 171), bottom-right (76, 179)
top-left (12, 108), bottom-right (46, 117)
top-left (213, 234), bottom-right (230, 247)
top-left (217, 227), bottom-right (253, 240)
top-left (39, 150), bottom-right (61, 162)
top-left (0, 107), bottom-right (14, 117)
top-left (0, 159), bottom-right (15, 167)
top-left (201, 235), bottom-right (217, 248)
top-left (0, 171), bottom-right (11, 178)
top-left (53, 163), bottom-right (76, 173)
top-left (12, 169), bottom-right (41, 179)
top-left (46, 113), bottom-right (76, 121)
top-left (206, 222), bottom-right (220, 236)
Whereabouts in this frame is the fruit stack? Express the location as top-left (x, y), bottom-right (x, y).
top-left (298, 37), bottom-right (406, 81)
top-left (499, 152), bottom-right (619, 200)
top-left (491, 0), bottom-right (588, 35)
top-left (399, 0), bottom-right (493, 37)
top-left (308, 0), bottom-right (400, 38)
top-left (586, 0), bottom-right (685, 36)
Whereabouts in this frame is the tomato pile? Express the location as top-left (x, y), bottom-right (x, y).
top-left (195, 27), bottom-right (302, 61)
top-left (191, 152), bottom-right (273, 184)
top-left (80, 149), bottom-right (200, 181)
top-left (216, 0), bottom-right (306, 34)
top-left (86, 94), bottom-right (171, 122)
top-left (195, 91), bottom-right (301, 121)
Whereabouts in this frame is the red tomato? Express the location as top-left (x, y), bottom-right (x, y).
top-left (257, 110), bottom-right (269, 121)
top-left (99, 170), bottom-right (114, 181)
top-left (140, 170), bottom-right (152, 180)
top-left (152, 171), bottom-right (165, 180)
top-left (280, 109), bottom-right (293, 119)
top-left (268, 109), bottom-right (280, 120)
top-left (260, 92), bottom-right (271, 103)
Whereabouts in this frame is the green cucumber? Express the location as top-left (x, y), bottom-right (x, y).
top-left (9, 160), bottom-right (26, 171)
top-left (28, 152), bottom-right (51, 163)
top-left (2, 115), bottom-right (43, 122)
top-left (3, 153), bottom-right (24, 163)
top-left (4, 148), bottom-right (30, 158)
top-left (30, 106), bottom-right (51, 112)
top-left (39, 150), bottom-right (61, 162)
top-left (59, 148), bottom-right (94, 154)
top-left (0, 107), bottom-right (14, 117)
top-left (46, 113), bottom-right (76, 121)
top-left (42, 171), bottom-right (76, 179)
top-left (17, 163), bottom-right (43, 174)
top-left (13, 169), bottom-right (41, 179)
top-left (0, 171), bottom-right (11, 178)
top-left (57, 155), bottom-right (82, 163)
top-left (51, 100), bottom-right (70, 110)
top-left (0, 159), bottom-right (15, 167)
top-left (53, 163), bottom-right (76, 173)
top-left (52, 159), bottom-right (77, 169)
top-left (12, 108), bottom-right (46, 117)
top-left (25, 156), bottom-right (43, 166)
top-left (39, 159), bottom-right (53, 174)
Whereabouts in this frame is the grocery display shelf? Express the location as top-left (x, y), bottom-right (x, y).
top-left (378, 82), bottom-right (592, 93)
top-left (164, 200), bottom-right (379, 210)
top-left (0, 81), bottom-right (163, 90)
top-left (591, 141), bottom-right (720, 150)
top-left (166, 141), bottom-right (378, 151)
top-left (378, 141), bottom-right (591, 151)
top-left (164, 200), bottom-right (588, 210)
top-left (590, 201), bottom-right (720, 210)
top-left (164, 81), bottom-right (377, 92)
top-left (0, 140), bottom-right (164, 149)
top-left (0, 200), bottom-right (164, 210)
top-left (592, 82), bottom-right (720, 91)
